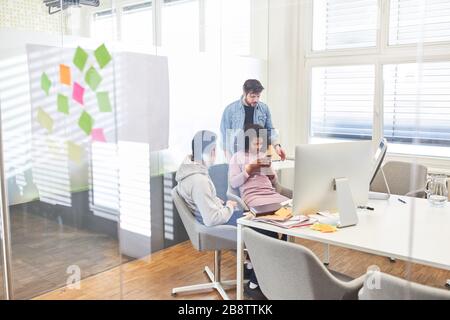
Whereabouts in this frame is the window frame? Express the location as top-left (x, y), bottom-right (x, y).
top-left (300, 0), bottom-right (450, 163)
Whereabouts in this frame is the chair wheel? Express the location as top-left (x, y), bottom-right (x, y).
top-left (171, 292), bottom-right (177, 296)
top-left (324, 263), bottom-right (329, 267)
top-left (389, 257), bottom-right (396, 263)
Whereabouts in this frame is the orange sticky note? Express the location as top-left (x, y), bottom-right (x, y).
top-left (60, 64), bottom-right (71, 86)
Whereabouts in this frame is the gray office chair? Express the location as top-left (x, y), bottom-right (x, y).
top-left (359, 272), bottom-right (450, 300)
top-left (171, 187), bottom-right (237, 299)
top-left (371, 161), bottom-right (428, 198)
top-left (242, 228), bottom-right (364, 300)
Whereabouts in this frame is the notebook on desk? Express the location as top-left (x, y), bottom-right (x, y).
top-left (249, 203), bottom-right (282, 217)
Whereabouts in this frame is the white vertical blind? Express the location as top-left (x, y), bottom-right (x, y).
top-left (389, 0), bottom-right (450, 45)
top-left (384, 62), bottom-right (450, 146)
top-left (313, 0), bottom-right (378, 51)
top-left (311, 65), bottom-right (375, 140)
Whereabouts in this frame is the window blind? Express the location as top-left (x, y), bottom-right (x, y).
top-left (311, 65), bottom-right (375, 140)
top-left (313, 0), bottom-right (378, 51)
top-left (389, 0), bottom-right (450, 45)
top-left (383, 62), bottom-right (450, 146)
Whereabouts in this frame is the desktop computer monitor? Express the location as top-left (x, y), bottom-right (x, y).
top-left (292, 141), bottom-right (372, 227)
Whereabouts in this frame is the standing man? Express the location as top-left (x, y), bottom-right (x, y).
top-left (220, 79), bottom-right (286, 160)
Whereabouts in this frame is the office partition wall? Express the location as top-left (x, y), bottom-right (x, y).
top-left (0, 0), bottom-right (270, 299)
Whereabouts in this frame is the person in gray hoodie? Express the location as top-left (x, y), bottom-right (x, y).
top-left (175, 130), bottom-right (240, 227)
top-left (175, 130), bottom-right (274, 299)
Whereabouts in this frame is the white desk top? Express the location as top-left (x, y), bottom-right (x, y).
top-left (238, 196), bottom-right (450, 271)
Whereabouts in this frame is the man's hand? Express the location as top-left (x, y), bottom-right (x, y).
top-left (226, 200), bottom-right (238, 210)
top-left (275, 145), bottom-right (286, 161)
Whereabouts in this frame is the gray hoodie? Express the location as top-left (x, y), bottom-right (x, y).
top-left (175, 157), bottom-right (234, 227)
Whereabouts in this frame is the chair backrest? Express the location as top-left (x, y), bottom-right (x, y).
top-left (359, 272), bottom-right (450, 300)
top-left (243, 228), bottom-right (359, 300)
top-left (371, 161), bottom-right (428, 196)
top-left (172, 187), bottom-right (201, 251)
top-left (208, 163), bottom-right (228, 201)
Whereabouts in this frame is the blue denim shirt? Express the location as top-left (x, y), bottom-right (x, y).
top-left (220, 98), bottom-right (278, 154)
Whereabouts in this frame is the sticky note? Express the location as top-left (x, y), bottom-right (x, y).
top-left (67, 141), bottom-right (83, 165)
top-left (73, 46), bottom-right (88, 72)
top-left (72, 82), bottom-right (85, 105)
top-left (37, 107), bottom-right (53, 133)
top-left (57, 94), bottom-right (69, 114)
top-left (78, 111), bottom-right (94, 135)
top-left (85, 67), bottom-right (102, 91)
top-left (310, 223), bottom-right (337, 233)
top-left (96, 92), bottom-right (112, 112)
top-left (94, 44), bottom-right (112, 69)
top-left (91, 128), bottom-right (106, 143)
top-left (59, 64), bottom-right (71, 86)
top-left (41, 72), bottom-right (51, 96)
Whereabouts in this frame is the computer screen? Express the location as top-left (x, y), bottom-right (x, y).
top-left (370, 138), bottom-right (388, 185)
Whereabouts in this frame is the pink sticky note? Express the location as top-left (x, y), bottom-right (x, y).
top-left (91, 128), bottom-right (106, 143)
top-left (72, 82), bottom-right (85, 105)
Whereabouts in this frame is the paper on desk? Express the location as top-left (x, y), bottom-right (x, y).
top-left (254, 215), bottom-right (316, 229)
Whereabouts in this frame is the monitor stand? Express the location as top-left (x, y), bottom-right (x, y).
top-left (334, 177), bottom-right (358, 228)
top-left (369, 167), bottom-right (391, 200)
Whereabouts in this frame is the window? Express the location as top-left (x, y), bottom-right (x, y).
top-left (305, 0), bottom-right (450, 157)
top-left (162, 0), bottom-right (199, 52)
top-left (122, 1), bottom-right (153, 47)
top-left (311, 65), bottom-right (375, 141)
top-left (221, 0), bottom-right (251, 56)
top-left (384, 62), bottom-right (450, 147)
top-left (389, 0), bottom-right (450, 46)
top-left (312, 0), bottom-right (378, 51)
top-left (92, 9), bottom-right (115, 41)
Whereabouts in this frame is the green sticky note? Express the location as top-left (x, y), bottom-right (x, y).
top-left (96, 92), bottom-right (112, 112)
top-left (73, 46), bottom-right (88, 72)
top-left (94, 44), bottom-right (112, 69)
top-left (78, 111), bottom-right (94, 135)
top-left (85, 67), bottom-right (102, 91)
top-left (57, 94), bottom-right (69, 114)
top-left (67, 141), bottom-right (83, 165)
top-left (41, 73), bottom-right (51, 96)
top-left (37, 107), bottom-right (53, 133)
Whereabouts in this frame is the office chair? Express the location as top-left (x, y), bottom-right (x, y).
top-left (371, 161), bottom-right (428, 198)
top-left (171, 187), bottom-right (237, 299)
top-left (358, 272), bottom-right (450, 300)
top-left (242, 228), bottom-right (364, 300)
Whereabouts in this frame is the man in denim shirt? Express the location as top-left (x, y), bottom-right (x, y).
top-left (220, 79), bottom-right (286, 160)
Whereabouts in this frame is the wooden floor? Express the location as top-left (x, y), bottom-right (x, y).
top-left (36, 238), bottom-right (450, 300)
top-left (5, 209), bottom-right (126, 300)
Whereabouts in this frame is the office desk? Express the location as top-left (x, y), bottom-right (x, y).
top-left (236, 196), bottom-right (450, 300)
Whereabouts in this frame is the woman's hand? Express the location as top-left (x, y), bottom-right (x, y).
top-left (245, 159), bottom-right (263, 175)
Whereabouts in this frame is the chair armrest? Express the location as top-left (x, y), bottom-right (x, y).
top-left (405, 188), bottom-right (427, 199)
top-left (340, 275), bottom-right (365, 300)
top-left (274, 183), bottom-right (293, 199)
top-left (227, 191), bottom-right (249, 211)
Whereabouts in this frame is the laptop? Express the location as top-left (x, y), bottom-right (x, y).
top-left (249, 203), bottom-right (282, 217)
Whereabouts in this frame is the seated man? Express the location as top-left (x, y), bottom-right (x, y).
top-left (175, 130), bottom-right (274, 299)
top-left (175, 130), bottom-right (240, 227)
